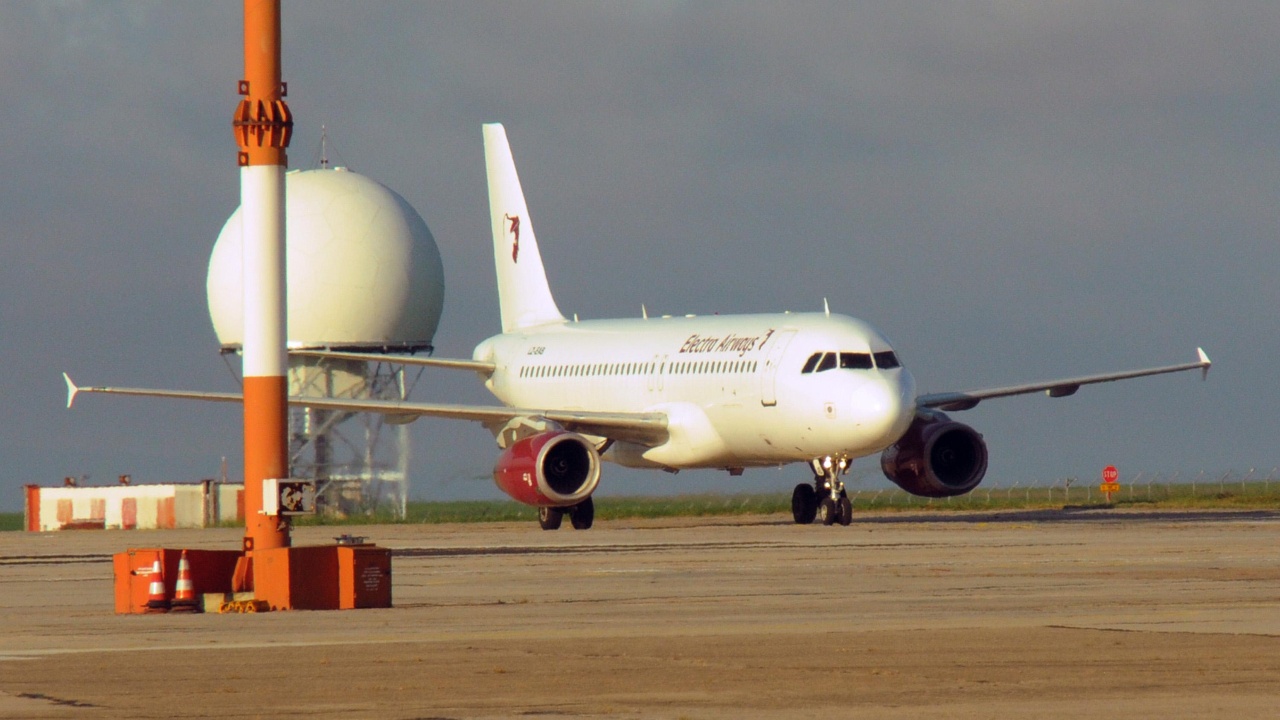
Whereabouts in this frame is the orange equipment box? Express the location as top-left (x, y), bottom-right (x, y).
top-left (113, 548), bottom-right (242, 614)
top-left (254, 544), bottom-right (393, 611)
top-left (338, 545), bottom-right (392, 609)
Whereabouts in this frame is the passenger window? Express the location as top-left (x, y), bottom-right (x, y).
top-left (801, 353), bottom-right (822, 374)
top-left (873, 351), bottom-right (900, 369)
top-left (840, 352), bottom-right (873, 370)
top-left (816, 353), bottom-right (837, 372)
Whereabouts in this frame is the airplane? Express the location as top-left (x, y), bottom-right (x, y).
top-left (65, 122), bottom-right (1211, 530)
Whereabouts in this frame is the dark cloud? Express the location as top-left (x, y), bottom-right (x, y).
top-left (2, 2), bottom-right (1275, 509)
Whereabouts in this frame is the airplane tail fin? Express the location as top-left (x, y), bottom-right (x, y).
top-left (483, 123), bottom-right (565, 333)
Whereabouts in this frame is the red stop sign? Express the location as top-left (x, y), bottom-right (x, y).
top-left (1102, 465), bottom-right (1119, 483)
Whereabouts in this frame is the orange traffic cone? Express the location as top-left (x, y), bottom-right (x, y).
top-left (170, 550), bottom-right (198, 612)
top-left (144, 557), bottom-right (169, 613)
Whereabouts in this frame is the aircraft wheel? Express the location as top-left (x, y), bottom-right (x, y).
top-left (791, 484), bottom-right (818, 524)
top-left (817, 497), bottom-right (838, 526)
top-left (569, 497), bottom-right (595, 530)
top-left (538, 506), bottom-right (564, 530)
top-left (837, 496), bottom-right (853, 526)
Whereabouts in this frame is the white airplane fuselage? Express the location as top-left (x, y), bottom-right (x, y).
top-left (475, 311), bottom-right (918, 470)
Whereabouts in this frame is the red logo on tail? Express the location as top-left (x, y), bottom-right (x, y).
top-left (505, 214), bottom-right (521, 262)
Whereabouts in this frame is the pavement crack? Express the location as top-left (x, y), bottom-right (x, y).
top-left (17, 691), bottom-right (98, 708)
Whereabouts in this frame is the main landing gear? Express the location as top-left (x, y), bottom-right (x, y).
top-left (791, 456), bottom-right (852, 526)
top-left (538, 497), bottom-right (595, 530)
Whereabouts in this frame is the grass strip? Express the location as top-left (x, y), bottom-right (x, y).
top-left (7, 482), bottom-right (1278, 531)
top-left (293, 482), bottom-right (1280, 526)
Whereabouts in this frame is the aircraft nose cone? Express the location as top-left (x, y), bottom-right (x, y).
top-left (850, 370), bottom-right (916, 446)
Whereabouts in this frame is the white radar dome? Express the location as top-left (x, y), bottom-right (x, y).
top-left (207, 168), bottom-right (444, 350)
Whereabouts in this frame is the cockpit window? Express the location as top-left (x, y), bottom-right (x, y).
top-left (873, 351), bottom-right (900, 369)
top-left (839, 352), bottom-right (873, 370)
top-left (804, 350), bottom-right (899, 373)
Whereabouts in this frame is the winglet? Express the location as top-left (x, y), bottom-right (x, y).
top-left (63, 373), bottom-right (79, 408)
top-left (1197, 347), bottom-right (1211, 381)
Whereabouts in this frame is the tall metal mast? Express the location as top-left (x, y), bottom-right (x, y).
top-left (232, 0), bottom-right (293, 588)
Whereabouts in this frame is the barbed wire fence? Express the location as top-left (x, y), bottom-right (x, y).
top-left (845, 467), bottom-right (1279, 510)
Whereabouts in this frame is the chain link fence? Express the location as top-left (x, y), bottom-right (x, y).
top-left (847, 468), bottom-right (1280, 510)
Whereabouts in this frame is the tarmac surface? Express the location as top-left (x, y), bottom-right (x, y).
top-left (1, 508), bottom-right (1278, 719)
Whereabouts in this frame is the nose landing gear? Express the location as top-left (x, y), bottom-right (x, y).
top-left (791, 456), bottom-right (852, 526)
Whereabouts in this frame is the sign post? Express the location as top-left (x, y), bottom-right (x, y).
top-left (1100, 465), bottom-right (1120, 503)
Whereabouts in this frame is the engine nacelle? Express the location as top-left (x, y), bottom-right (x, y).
top-left (880, 410), bottom-right (988, 497)
top-left (493, 431), bottom-right (601, 507)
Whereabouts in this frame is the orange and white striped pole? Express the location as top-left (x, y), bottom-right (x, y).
top-left (233, 0), bottom-right (293, 577)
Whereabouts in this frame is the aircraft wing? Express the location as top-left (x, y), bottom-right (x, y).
top-left (63, 374), bottom-right (668, 446)
top-left (290, 350), bottom-right (495, 375)
top-left (917, 348), bottom-right (1211, 412)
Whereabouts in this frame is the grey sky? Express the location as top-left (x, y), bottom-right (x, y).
top-left (2, 2), bottom-right (1275, 510)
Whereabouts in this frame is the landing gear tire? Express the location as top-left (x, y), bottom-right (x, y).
top-left (538, 506), bottom-right (563, 531)
top-left (817, 497), bottom-right (838, 526)
top-left (569, 497), bottom-right (595, 530)
top-left (791, 484), bottom-right (818, 524)
top-left (837, 496), bottom-right (853, 526)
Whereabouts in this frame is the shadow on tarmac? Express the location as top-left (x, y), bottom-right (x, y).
top-left (851, 508), bottom-right (1280, 526)
top-left (726, 507), bottom-right (1280, 528)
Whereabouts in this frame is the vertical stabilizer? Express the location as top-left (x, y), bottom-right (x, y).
top-left (483, 123), bottom-right (566, 333)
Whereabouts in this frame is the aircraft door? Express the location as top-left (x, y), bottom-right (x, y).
top-left (760, 330), bottom-right (796, 407)
top-left (647, 353), bottom-right (667, 396)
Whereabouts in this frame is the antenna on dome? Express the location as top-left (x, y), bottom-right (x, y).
top-left (320, 124), bottom-right (329, 169)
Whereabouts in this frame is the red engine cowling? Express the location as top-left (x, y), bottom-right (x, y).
top-left (880, 410), bottom-right (988, 497)
top-left (493, 431), bottom-right (601, 507)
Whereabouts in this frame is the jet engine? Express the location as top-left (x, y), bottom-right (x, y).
top-left (492, 431), bottom-right (601, 507)
top-left (880, 410), bottom-right (988, 497)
